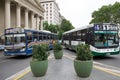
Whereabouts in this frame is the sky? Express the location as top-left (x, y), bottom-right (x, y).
top-left (56, 0), bottom-right (120, 28)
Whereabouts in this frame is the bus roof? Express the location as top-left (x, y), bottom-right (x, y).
top-left (63, 23), bottom-right (118, 35)
top-left (63, 24), bottom-right (93, 34)
top-left (4, 27), bottom-right (57, 35)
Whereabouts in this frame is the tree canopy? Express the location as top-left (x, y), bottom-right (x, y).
top-left (90, 2), bottom-right (120, 24)
top-left (43, 19), bottom-right (74, 39)
top-left (43, 21), bottom-right (58, 33)
top-left (60, 19), bottom-right (74, 32)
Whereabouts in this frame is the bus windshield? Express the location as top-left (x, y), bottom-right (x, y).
top-left (5, 34), bottom-right (25, 45)
top-left (0, 35), bottom-right (4, 45)
top-left (95, 33), bottom-right (119, 48)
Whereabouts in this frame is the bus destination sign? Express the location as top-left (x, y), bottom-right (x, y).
top-left (94, 24), bottom-right (118, 30)
top-left (5, 28), bottom-right (24, 34)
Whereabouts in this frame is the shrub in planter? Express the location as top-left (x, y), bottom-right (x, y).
top-left (76, 44), bottom-right (93, 61)
top-left (74, 44), bottom-right (93, 78)
top-left (53, 42), bottom-right (63, 59)
top-left (30, 44), bottom-right (49, 77)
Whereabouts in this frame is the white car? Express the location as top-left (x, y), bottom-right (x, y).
top-left (0, 44), bottom-right (4, 50)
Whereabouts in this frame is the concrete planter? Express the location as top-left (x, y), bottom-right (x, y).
top-left (30, 60), bottom-right (48, 77)
top-left (54, 50), bottom-right (63, 59)
top-left (74, 59), bottom-right (93, 78)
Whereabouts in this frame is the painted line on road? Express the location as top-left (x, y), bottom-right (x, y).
top-left (13, 67), bottom-right (30, 80)
top-left (94, 65), bottom-right (120, 77)
top-left (94, 61), bottom-right (120, 70)
top-left (64, 54), bottom-right (120, 77)
top-left (93, 61), bottom-right (120, 74)
top-left (0, 60), bottom-right (10, 64)
top-left (5, 56), bottom-right (54, 80)
top-left (5, 66), bottom-right (31, 80)
top-left (64, 53), bottom-right (120, 72)
top-left (5, 54), bottom-right (120, 80)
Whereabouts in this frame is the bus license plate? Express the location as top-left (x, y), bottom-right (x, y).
top-left (106, 53), bottom-right (111, 56)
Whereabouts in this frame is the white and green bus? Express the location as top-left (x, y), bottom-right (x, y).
top-left (62, 23), bottom-right (119, 56)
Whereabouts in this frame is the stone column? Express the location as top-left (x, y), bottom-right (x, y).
top-left (31, 12), bottom-right (34, 30)
top-left (16, 4), bottom-right (21, 27)
top-left (41, 17), bottom-right (44, 30)
top-left (40, 17), bottom-right (44, 30)
top-left (5, 0), bottom-right (11, 28)
top-left (36, 15), bottom-right (39, 30)
top-left (25, 8), bottom-right (28, 29)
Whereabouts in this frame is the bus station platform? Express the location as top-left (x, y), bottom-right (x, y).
top-left (16, 52), bottom-right (119, 80)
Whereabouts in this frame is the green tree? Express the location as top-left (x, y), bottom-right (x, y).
top-left (111, 2), bottom-right (120, 23)
top-left (60, 19), bottom-right (74, 32)
top-left (58, 29), bottom-right (64, 40)
top-left (90, 2), bottom-right (120, 24)
top-left (43, 19), bottom-right (75, 39)
top-left (43, 21), bottom-right (58, 33)
top-left (48, 24), bottom-right (58, 33)
top-left (43, 21), bottom-right (49, 30)
top-left (90, 5), bottom-right (112, 23)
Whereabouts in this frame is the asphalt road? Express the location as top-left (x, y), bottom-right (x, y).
top-left (0, 49), bottom-right (120, 80)
top-left (64, 48), bottom-right (120, 68)
top-left (0, 51), bottom-right (31, 80)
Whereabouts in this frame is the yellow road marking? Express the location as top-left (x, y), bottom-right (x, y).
top-left (94, 65), bottom-right (120, 77)
top-left (12, 56), bottom-right (53, 80)
top-left (64, 54), bottom-right (120, 77)
top-left (10, 54), bottom-right (120, 80)
top-left (13, 68), bottom-right (31, 80)
top-left (0, 60), bottom-right (10, 63)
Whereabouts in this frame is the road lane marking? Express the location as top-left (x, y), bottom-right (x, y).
top-left (0, 60), bottom-right (10, 63)
top-left (94, 65), bottom-right (120, 77)
top-left (13, 67), bottom-right (30, 80)
top-left (5, 54), bottom-right (120, 80)
top-left (5, 55), bottom-right (54, 80)
top-left (64, 54), bottom-right (120, 77)
top-left (94, 61), bottom-right (120, 71)
top-left (93, 61), bottom-right (120, 74)
top-left (64, 54), bottom-right (120, 72)
top-left (5, 66), bottom-right (31, 80)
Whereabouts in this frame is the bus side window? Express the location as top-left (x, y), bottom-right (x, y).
top-left (27, 35), bottom-right (32, 43)
top-left (34, 38), bottom-right (37, 42)
top-left (39, 33), bottom-right (42, 41)
top-left (85, 33), bottom-right (91, 44)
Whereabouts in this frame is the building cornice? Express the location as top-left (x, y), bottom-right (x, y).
top-left (40, 0), bottom-right (60, 10)
top-left (13, 0), bottom-right (45, 17)
top-left (40, 0), bottom-right (55, 3)
top-left (28, 0), bottom-right (45, 12)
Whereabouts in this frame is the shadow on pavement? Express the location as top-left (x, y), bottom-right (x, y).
top-left (93, 56), bottom-right (117, 60)
top-left (6, 55), bottom-right (32, 60)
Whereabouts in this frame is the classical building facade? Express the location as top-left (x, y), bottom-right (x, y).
top-left (40, 0), bottom-right (60, 25)
top-left (0, 0), bottom-right (45, 35)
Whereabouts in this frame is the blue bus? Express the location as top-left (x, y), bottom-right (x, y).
top-left (62, 23), bottom-right (119, 56)
top-left (4, 27), bottom-right (58, 56)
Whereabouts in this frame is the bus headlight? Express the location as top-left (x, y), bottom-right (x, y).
top-left (20, 48), bottom-right (25, 51)
top-left (4, 49), bottom-right (7, 52)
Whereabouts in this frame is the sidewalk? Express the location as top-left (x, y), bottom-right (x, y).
top-left (21, 57), bottom-right (92, 80)
top-left (19, 54), bottom-right (120, 80)
top-left (6, 53), bottom-right (120, 80)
